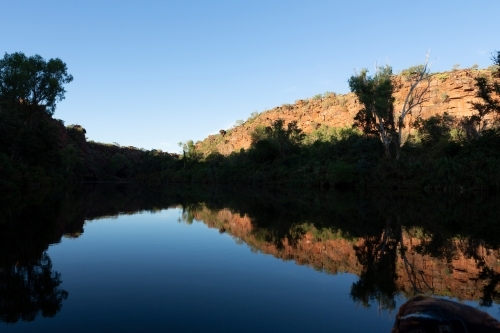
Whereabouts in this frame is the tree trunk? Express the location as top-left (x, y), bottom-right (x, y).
top-left (377, 114), bottom-right (392, 158)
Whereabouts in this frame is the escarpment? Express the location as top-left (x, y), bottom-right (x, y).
top-left (198, 69), bottom-right (493, 155)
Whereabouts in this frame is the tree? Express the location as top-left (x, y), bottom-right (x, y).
top-left (396, 54), bottom-right (432, 159)
top-left (462, 51), bottom-right (500, 140)
top-left (268, 119), bottom-right (305, 158)
top-left (253, 119), bottom-right (305, 159)
top-left (178, 140), bottom-right (201, 164)
top-left (0, 52), bottom-right (73, 115)
top-left (0, 252), bottom-right (68, 323)
top-left (491, 50), bottom-right (500, 78)
top-left (349, 65), bottom-right (395, 157)
top-left (349, 54), bottom-right (432, 159)
top-left (413, 112), bottom-right (454, 146)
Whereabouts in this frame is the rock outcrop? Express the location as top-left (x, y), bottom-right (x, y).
top-left (198, 69), bottom-right (495, 155)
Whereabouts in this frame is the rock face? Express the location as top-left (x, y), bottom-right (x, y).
top-left (193, 206), bottom-right (500, 303)
top-left (198, 69), bottom-right (494, 155)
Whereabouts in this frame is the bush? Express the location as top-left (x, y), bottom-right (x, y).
top-left (249, 140), bottom-right (278, 163)
top-left (328, 161), bottom-right (357, 187)
top-left (413, 113), bottom-right (454, 146)
top-left (0, 153), bottom-right (22, 194)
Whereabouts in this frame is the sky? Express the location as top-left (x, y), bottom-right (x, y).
top-left (2, 0), bottom-right (499, 151)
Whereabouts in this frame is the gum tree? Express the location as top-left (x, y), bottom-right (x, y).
top-left (349, 65), bottom-right (395, 158)
top-left (396, 54), bottom-right (432, 159)
top-left (349, 54), bottom-right (432, 159)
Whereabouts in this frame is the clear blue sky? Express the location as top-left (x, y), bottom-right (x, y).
top-left (2, 0), bottom-right (499, 151)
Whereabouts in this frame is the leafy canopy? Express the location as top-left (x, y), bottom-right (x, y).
top-left (0, 52), bottom-right (73, 114)
top-left (348, 66), bottom-right (395, 137)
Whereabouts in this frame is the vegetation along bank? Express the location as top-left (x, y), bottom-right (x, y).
top-left (1, 51), bottom-right (499, 194)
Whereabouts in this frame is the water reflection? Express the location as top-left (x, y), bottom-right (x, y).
top-left (184, 202), bottom-right (500, 309)
top-left (0, 252), bottom-right (68, 323)
top-left (174, 188), bottom-right (500, 311)
top-left (1, 183), bottom-right (500, 325)
top-left (0, 190), bottom-right (73, 324)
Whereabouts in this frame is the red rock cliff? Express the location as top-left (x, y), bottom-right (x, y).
top-left (199, 69), bottom-right (495, 155)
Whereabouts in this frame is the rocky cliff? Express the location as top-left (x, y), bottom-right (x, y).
top-left (198, 69), bottom-right (493, 155)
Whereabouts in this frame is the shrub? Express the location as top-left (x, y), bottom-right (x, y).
top-left (435, 73), bottom-right (449, 81)
top-left (401, 65), bottom-right (426, 81)
top-left (247, 112), bottom-right (259, 122)
top-left (250, 140), bottom-right (279, 163)
top-left (413, 113), bottom-right (454, 147)
top-left (328, 161), bottom-right (357, 187)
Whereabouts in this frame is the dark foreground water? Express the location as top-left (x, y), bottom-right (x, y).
top-left (1, 184), bottom-right (500, 332)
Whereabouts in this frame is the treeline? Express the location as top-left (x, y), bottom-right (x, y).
top-left (0, 52), bottom-right (183, 195)
top-left (147, 53), bottom-right (500, 190)
top-left (1, 51), bottom-right (500, 193)
top-left (146, 122), bottom-right (500, 190)
top-left (0, 98), bottom-right (181, 193)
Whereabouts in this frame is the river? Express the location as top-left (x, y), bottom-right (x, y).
top-left (1, 183), bottom-right (499, 332)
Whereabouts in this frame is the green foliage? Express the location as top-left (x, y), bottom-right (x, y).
top-left (413, 113), bottom-right (454, 146)
top-left (247, 111), bottom-right (259, 122)
top-left (178, 140), bottom-right (201, 161)
top-left (349, 66), bottom-right (395, 134)
top-left (435, 73), bottom-right (449, 81)
top-left (400, 65), bottom-right (425, 81)
top-left (327, 161), bottom-right (356, 187)
top-left (250, 124), bottom-right (269, 144)
top-left (2, 50), bottom-right (500, 192)
top-left (0, 52), bottom-right (73, 114)
top-left (462, 55), bottom-right (500, 140)
top-left (261, 119), bottom-right (305, 158)
top-left (491, 51), bottom-right (500, 77)
top-left (440, 92), bottom-right (449, 102)
top-left (304, 126), bottom-right (362, 144)
top-left (105, 154), bottom-right (132, 178)
top-left (349, 66), bottom-right (395, 157)
top-left (60, 144), bottom-right (85, 178)
top-left (249, 139), bottom-right (279, 163)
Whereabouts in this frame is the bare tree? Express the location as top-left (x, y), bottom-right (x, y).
top-left (349, 54), bottom-right (431, 160)
top-left (395, 53), bottom-right (432, 160)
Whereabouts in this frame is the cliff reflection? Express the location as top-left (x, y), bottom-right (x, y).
top-left (2, 183), bottom-right (500, 319)
top-left (178, 189), bottom-right (500, 310)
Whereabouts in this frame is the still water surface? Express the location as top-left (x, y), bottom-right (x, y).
top-left (2, 184), bottom-right (500, 332)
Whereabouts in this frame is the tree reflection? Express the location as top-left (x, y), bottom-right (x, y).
top-left (351, 218), bottom-right (399, 311)
top-left (173, 187), bottom-right (500, 310)
top-left (477, 265), bottom-right (500, 307)
top-left (4, 182), bottom-right (500, 318)
top-left (0, 252), bottom-right (68, 323)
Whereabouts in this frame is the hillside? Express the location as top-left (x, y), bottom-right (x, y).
top-left (197, 68), bottom-right (490, 155)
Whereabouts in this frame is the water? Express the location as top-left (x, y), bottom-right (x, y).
top-left (1, 184), bottom-right (500, 332)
